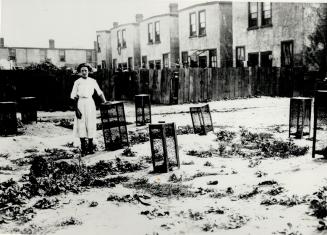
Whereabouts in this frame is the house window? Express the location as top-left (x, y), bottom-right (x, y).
top-left (97, 35), bottom-right (101, 52)
top-left (86, 51), bottom-right (92, 63)
top-left (190, 56), bottom-right (198, 68)
top-left (148, 23), bottom-right (154, 44)
top-left (198, 10), bottom-right (206, 36)
top-left (149, 60), bottom-right (155, 69)
top-left (236, 46), bottom-right (245, 67)
top-left (209, 49), bottom-right (217, 68)
top-left (155, 60), bottom-right (161, 70)
top-left (248, 2), bottom-right (258, 28)
top-left (190, 12), bottom-right (196, 37)
top-left (113, 59), bottom-right (117, 71)
top-left (261, 2), bottom-right (272, 26)
top-left (117, 30), bottom-right (121, 48)
top-left (248, 52), bottom-right (259, 67)
top-left (260, 51), bottom-right (272, 67)
top-left (9, 48), bottom-right (16, 61)
top-left (128, 57), bottom-right (133, 69)
top-left (182, 51), bottom-right (189, 67)
top-left (163, 53), bottom-right (169, 68)
top-left (40, 49), bottom-right (46, 62)
top-left (155, 21), bottom-right (160, 43)
top-left (101, 60), bottom-right (107, 69)
top-left (281, 40), bottom-right (294, 67)
top-left (142, 56), bottom-right (147, 68)
top-left (209, 50), bottom-right (217, 68)
top-left (199, 56), bottom-right (207, 68)
top-left (59, 50), bottom-right (65, 62)
top-left (122, 29), bottom-right (126, 48)
top-left (119, 63), bottom-right (127, 70)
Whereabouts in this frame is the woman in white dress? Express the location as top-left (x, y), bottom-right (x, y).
top-left (70, 63), bottom-right (106, 156)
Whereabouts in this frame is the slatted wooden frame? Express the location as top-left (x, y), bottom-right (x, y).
top-left (289, 97), bottom-right (312, 139)
top-left (312, 90), bottom-right (327, 158)
top-left (190, 104), bottom-right (213, 135)
top-left (135, 94), bottom-right (151, 126)
top-left (100, 101), bottom-right (129, 151)
top-left (149, 122), bottom-right (180, 173)
top-left (0, 101), bottom-right (17, 136)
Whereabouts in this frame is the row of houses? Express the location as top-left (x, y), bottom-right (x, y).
top-left (0, 38), bottom-right (97, 69)
top-left (96, 1), bottom-right (323, 70)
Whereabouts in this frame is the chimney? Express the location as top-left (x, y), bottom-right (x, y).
top-left (0, 38), bottom-right (4, 48)
top-left (113, 22), bottom-right (119, 28)
top-left (49, 39), bottom-right (55, 49)
top-left (169, 3), bottom-right (178, 14)
top-left (135, 14), bottom-right (143, 23)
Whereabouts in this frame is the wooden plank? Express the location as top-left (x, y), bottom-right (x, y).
top-left (207, 68), bottom-right (212, 101)
top-left (184, 68), bottom-right (190, 103)
top-left (178, 68), bottom-right (185, 104)
top-left (217, 68), bottom-right (224, 100)
top-left (194, 68), bottom-right (200, 102)
top-left (211, 68), bottom-right (218, 100)
top-left (189, 68), bottom-right (194, 102)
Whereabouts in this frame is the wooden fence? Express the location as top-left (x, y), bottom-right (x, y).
top-left (113, 67), bottom-right (315, 104)
top-left (0, 67), bottom-right (318, 110)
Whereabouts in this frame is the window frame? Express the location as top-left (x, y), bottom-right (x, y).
top-left (281, 40), bottom-right (294, 67)
top-left (236, 46), bottom-right (245, 67)
top-left (198, 10), bottom-right (206, 36)
top-left (122, 29), bottom-right (127, 48)
top-left (209, 49), bottom-right (217, 68)
top-left (97, 35), bottom-right (101, 52)
top-left (149, 60), bottom-right (155, 69)
top-left (142, 56), bottom-right (147, 68)
top-left (117, 30), bottom-right (121, 48)
top-left (59, 50), bottom-right (65, 62)
top-left (260, 51), bottom-right (273, 67)
top-left (148, 23), bottom-right (154, 44)
top-left (181, 51), bottom-right (189, 67)
top-left (261, 2), bottom-right (272, 26)
top-left (248, 52), bottom-right (259, 67)
top-left (163, 53), bottom-right (169, 68)
top-left (154, 21), bottom-right (160, 43)
top-left (9, 48), bottom-right (16, 61)
top-left (248, 2), bottom-right (258, 29)
top-left (155, 60), bottom-right (161, 70)
top-left (189, 12), bottom-right (197, 37)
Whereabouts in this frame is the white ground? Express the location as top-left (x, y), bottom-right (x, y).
top-left (0, 97), bottom-right (326, 235)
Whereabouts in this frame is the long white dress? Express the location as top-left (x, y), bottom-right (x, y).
top-left (70, 77), bottom-right (103, 139)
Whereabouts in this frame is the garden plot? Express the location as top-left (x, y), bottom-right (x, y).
top-left (0, 97), bottom-right (327, 235)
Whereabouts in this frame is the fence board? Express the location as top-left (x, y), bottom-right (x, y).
top-left (178, 68), bottom-right (185, 104)
top-left (184, 68), bottom-right (190, 103)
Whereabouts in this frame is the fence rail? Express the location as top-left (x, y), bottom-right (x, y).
top-left (0, 67), bottom-right (318, 111)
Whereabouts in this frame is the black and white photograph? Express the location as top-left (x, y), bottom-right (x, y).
top-left (1, 0), bottom-right (327, 234)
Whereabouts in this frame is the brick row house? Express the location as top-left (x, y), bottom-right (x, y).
top-left (97, 2), bottom-right (233, 70)
top-left (179, 1), bottom-right (232, 68)
top-left (139, 3), bottom-right (179, 69)
top-left (232, 2), bottom-right (322, 68)
top-left (96, 1), bottom-right (324, 70)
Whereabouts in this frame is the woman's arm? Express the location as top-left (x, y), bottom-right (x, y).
top-left (74, 97), bottom-right (82, 119)
top-left (94, 79), bottom-right (107, 103)
top-left (71, 80), bottom-right (82, 119)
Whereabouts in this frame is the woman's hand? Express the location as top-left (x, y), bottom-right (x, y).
top-left (75, 108), bottom-right (82, 119)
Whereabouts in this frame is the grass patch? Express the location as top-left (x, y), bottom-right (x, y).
top-left (215, 130), bottom-right (236, 142)
top-left (186, 150), bottom-right (213, 158)
top-left (125, 178), bottom-right (196, 198)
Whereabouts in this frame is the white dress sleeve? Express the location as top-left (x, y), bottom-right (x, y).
top-left (70, 80), bottom-right (78, 99)
top-left (93, 79), bottom-right (103, 96)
